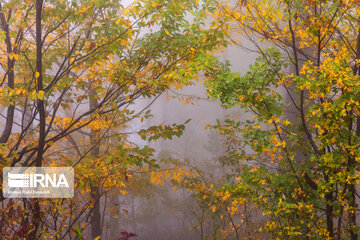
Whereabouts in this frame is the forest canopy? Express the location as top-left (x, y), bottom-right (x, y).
top-left (2, 0), bottom-right (360, 240)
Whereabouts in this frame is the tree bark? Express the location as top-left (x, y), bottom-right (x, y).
top-left (30, 1), bottom-right (44, 238)
top-left (0, 3), bottom-right (15, 144)
top-left (285, 4), bottom-right (335, 236)
top-left (89, 86), bottom-right (102, 239)
top-left (35, 0), bottom-right (45, 167)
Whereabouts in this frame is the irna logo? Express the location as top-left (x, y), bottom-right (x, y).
top-left (8, 172), bottom-right (69, 188)
top-left (3, 167), bottom-right (74, 198)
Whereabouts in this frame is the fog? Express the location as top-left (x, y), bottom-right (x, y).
top-left (0, 1), bottom-right (260, 238)
top-left (98, 39), bottom-right (259, 239)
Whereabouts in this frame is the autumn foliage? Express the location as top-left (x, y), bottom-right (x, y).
top-left (2, 0), bottom-right (360, 239)
top-left (0, 0), bottom-right (227, 239)
top-left (196, 0), bottom-right (360, 239)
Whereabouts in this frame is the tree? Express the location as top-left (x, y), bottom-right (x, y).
top-left (204, 0), bottom-right (360, 239)
top-left (0, 0), bottom-right (228, 238)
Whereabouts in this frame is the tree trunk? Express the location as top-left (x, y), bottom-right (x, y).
top-left (89, 86), bottom-right (102, 239)
top-left (30, 1), bottom-right (45, 239)
top-left (285, 6), bottom-right (335, 236)
top-left (0, 3), bottom-right (15, 144)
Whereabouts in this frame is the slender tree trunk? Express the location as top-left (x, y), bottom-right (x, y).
top-left (286, 4), bottom-right (335, 236)
top-left (348, 18), bottom-right (360, 240)
top-left (0, 3), bottom-right (15, 201)
top-left (324, 174), bottom-right (334, 239)
top-left (349, 182), bottom-right (358, 240)
top-left (89, 86), bottom-right (102, 239)
top-left (30, 1), bottom-right (44, 238)
top-left (35, 0), bottom-right (45, 167)
top-left (0, 3), bottom-right (15, 144)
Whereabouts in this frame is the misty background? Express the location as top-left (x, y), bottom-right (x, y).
top-left (95, 39), bottom-right (259, 240)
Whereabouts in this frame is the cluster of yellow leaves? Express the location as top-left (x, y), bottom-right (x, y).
top-left (150, 166), bottom-right (195, 186)
top-left (49, 116), bottom-right (112, 131)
